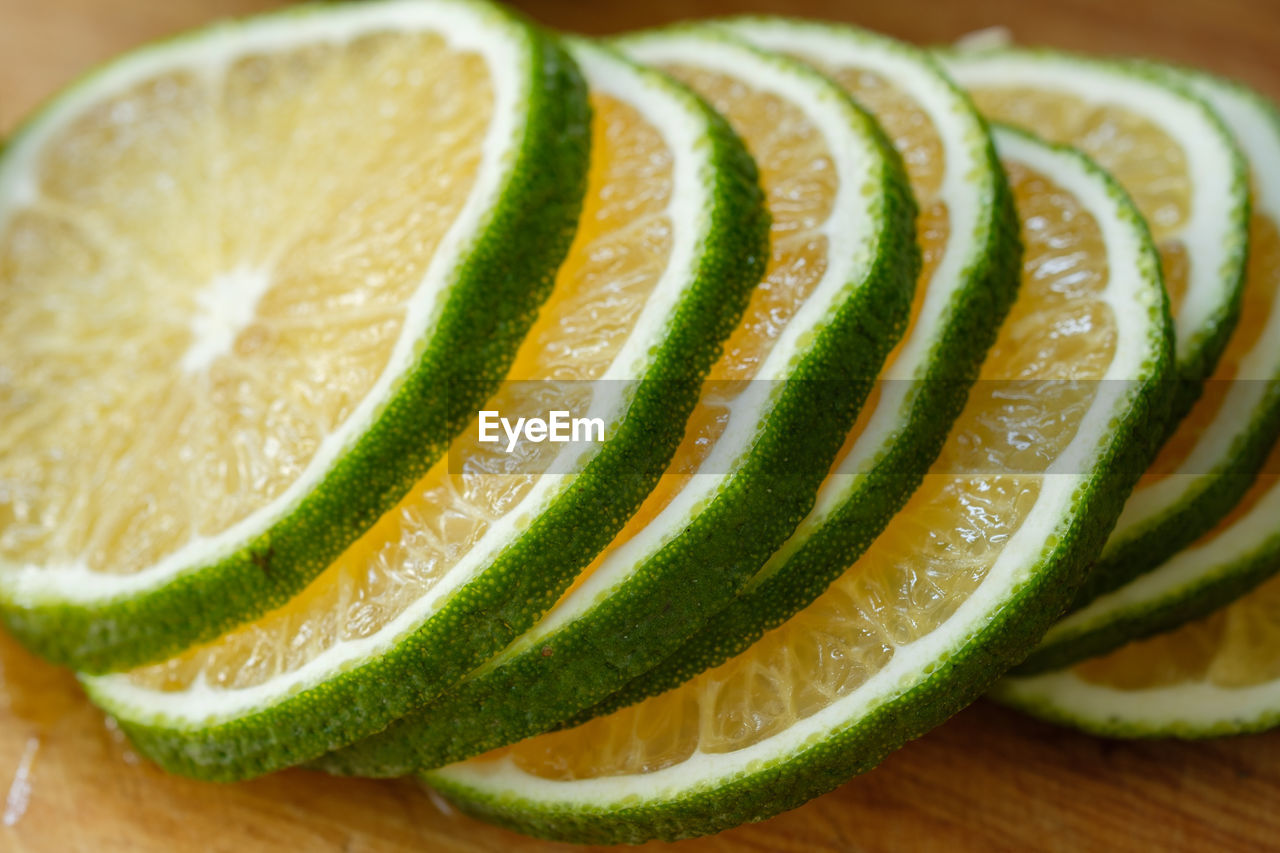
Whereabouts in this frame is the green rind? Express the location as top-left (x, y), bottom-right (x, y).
top-left (570, 18), bottom-right (1022, 721)
top-left (0, 0), bottom-right (592, 674)
top-left (997, 507), bottom-right (1280, 743)
top-left (424, 128), bottom-right (1176, 844)
top-left (312, 27), bottom-right (920, 777)
top-left (1012, 512), bottom-right (1280, 678)
top-left (84, 39), bottom-right (772, 782)
top-left (1053, 68), bottom-right (1279, 620)
top-left (1071, 471), bottom-right (1269, 612)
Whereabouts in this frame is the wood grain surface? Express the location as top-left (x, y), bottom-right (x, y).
top-left (2, 0), bottom-right (1279, 850)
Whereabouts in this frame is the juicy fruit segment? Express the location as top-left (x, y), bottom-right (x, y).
top-left (1075, 568), bottom-right (1280, 690)
top-left (830, 67), bottom-right (944, 198)
top-left (468, 158), bottom-right (1117, 781)
top-left (506, 97), bottom-right (675, 381)
top-left (121, 91), bottom-right (677, 693)
top-left (966, 88), bottom-right (1191, 318)
top-left (0, 33), bottom-right (493, 575)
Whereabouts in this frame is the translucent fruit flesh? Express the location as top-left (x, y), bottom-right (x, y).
top-left (829, 66), bottom-right (948, 375)
top-left (0, 33), bottom-right (493, 575)
top-left (665, 64), bottom-right (834, 386)
top-left (470, 159), bottom-right (1118, 781)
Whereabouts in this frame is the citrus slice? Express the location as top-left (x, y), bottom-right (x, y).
top-left (315, 26), bottom-right (918, 777)
top-left (995, 466), bottom-right (1280, 737)
top-left (423, 126), bottom-right (1175, 844)
top-left (79, 38), bottom-right (772, 780)
top-left (0, 0), bottom-right (592, 673)
top-left (943, 48), bottom-right (1251, 594)
top-left (1016, 73), bottom-right (1280, 673)
top-left (568, 16), bottom-right (1022, 722)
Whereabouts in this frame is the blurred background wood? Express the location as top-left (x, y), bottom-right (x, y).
top-left (3, 0), bottom-right (1279, 131)
top-left (2, 0), bottom-right (1279, 850)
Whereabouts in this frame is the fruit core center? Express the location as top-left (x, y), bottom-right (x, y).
top-left (181, 265), bottom-right (273, 372)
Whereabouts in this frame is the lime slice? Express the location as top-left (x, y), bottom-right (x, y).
top-left (314, 26), bottom-right (918, 777)
top-left (566, 16), bottom-right (1022, 723)
top-left (1016, 73), bottom-right (1280, 673)
top-left (995, 467), bottom-right (1280, 737)
top-left (0, 0), bottom-right (591, 673)
top-left (79, 38), bottom-right (772, 780)
top-left (943, 48), bottom-right (1251, 594)
top-left (423, 126), bottom-right (1174, 844)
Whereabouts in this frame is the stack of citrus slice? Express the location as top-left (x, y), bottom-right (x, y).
top-left (320, 20), bottom-right (948, 779)
top-left (81, 35), bottom-right (781, 780)
top-left (425, 123), bottom-right (1172, 841)
top-left (4, 0), bottom-right (1280, 846)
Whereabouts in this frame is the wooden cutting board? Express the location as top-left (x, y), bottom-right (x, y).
top-left (2, 1), bottom-right (1279, 850)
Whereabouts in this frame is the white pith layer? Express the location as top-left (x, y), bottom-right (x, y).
top-left (996, 664), bottom-right (1280, 733)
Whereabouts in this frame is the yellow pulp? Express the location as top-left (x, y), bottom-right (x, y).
top-left (968, 87), bottom-right (1192, 316)
top-left (0, 34), bottom-right (495, 575)
top-left (472, 157), bottom-right (1119, 780)
top-left (665, 64), bottom-right (835, 385)
top-left (1145, 213), bottom-right (1280, 480)
top-left (124, 91), bottom-right (682, 691)
top-left (1075, 442), bottom-right (1280, 691)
